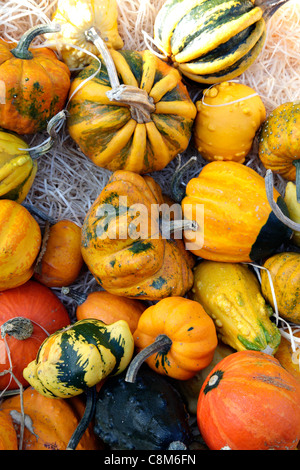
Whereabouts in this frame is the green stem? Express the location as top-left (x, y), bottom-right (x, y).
top-left (171, 156), bottom-right (198, 203)
top-left (125, 334), bottom-right (172, 383)
top-left (66, 386), bottom-right (97, 450)
top-left (22, 203), bottom-right (56, 225)
top-left (11, 23), bottom-right (61, 60)
top-left (29, 110), bottom-right (68, 159)
top-left (294, 160), bottom-right (300, 203)
top-left (61, 286), bottom-right (88, 306)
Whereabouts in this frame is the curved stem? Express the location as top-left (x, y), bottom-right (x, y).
top-left (22, 203), bottom-right (56, 225)
top-left (265, 169), bottom-right (300, 231)
top-left (61, 286), bottom-right (88, 306)
top-left (294, 160), bottom-right (300, 203)
top-left (171, 156), bottom-right (198, 203)
top-left (125, 334), bottom-right (172, 383)
top-left (66, 386), bottom-right (97, 450)
top-left (160, 218), bottom-right (198, 237)
top-left (29, 110), bottom-right (68, 159)
top-left (257, 0), bottom-right (290, 22)
top-left (1, 317), bottom-right (33, 341)
top-left (85, 27), bottom-right (155, 123)
top-left (11, 23), bottom-right (61, 60)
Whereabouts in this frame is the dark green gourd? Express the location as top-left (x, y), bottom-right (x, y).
top-left (94, 368), bottom-right (192, 450)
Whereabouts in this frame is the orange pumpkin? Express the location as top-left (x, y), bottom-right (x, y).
top-left (0, 410), bottom-right (18, 450)
top-left (197, 350), bottom-right (300, 450)
top-left (127, 296), bottom-right (218, 381)
top-left (0, 387), bottom-right (103, 450)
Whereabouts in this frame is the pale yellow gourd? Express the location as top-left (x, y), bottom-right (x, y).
top-left (44, 0), bottom-right (123, 68)
top-left (284, 182), bottom-right (300, 246)
top-left (194, 81), bottom-right (266, 163)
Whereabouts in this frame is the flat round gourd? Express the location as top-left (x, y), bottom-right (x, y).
top-left (94, 368), bottom-right (192, 450)
top-left (67, 29), bottom-right (196, 174)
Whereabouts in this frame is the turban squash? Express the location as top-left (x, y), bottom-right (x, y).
top-left (67, 28), bottom-right (196, 174)
top-left (80, 170), bottom-right (195, 300)
top-left (0, 24), bottom-right (70, 135)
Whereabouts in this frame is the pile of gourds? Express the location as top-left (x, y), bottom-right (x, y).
top-left (0, 0), bottom-right (300, 452)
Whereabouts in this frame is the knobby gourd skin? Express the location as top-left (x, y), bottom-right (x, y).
top-left (23, 319), bottom-right (134, 398)
top-left (191, 261), bottom-right (281, 354)
top-left (154, 0), bottom-right (267, 84)
top-left (261, 252), bottom-right (300, 325)
top-left (181, 160), bottom-right (292, 262)
top-left (0, 200), bottom-right (41, 290)
top-left (81, 170), bottom-right (195, 300)
top-left (67, 50), bottom-right (196, 173)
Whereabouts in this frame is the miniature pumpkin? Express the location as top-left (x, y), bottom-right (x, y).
top-left (81, 170), bottom-right (195, 300)
top-left (197, 350), bottom-right (300, 450)
top-left (154, 0), bottom-right (270, 84)
top-left (0, 24), bottom-right (70, 135)
top-left (126, 296), bottom-right (218, 381)
top-left (174, 160), bottom-right (292, 262)
top-left (0, 200), bottom-right (41, 290)
top-left (44, 0), bottom-right (123, 69)
top-left (0, 387), bottom-right (103, 450)
top-left (284, 182), bottom-right (300, 246)
top-left (194, 81), bottom-right (266, 163)
top-left (274, 329), bottom-right (300, 383)
top-left (67, 28), bottom-right (196, 174)
top-left (63, 287), bottom-right (146, 334)
top-left (258, 101), bottom-right (300, 201)
top-left (0, 280), bottom-right (70, 391)
top-left (261, 252), bottom-right (300, 324)
top-left (191, 261), bottom-right (281, 354)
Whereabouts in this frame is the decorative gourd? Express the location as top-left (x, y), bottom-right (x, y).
top-left (94, 368), bottom-right (192, 450)
top-left (0, 200), bottom-right (41, 290)
top-left (67, 28), bottom-right (196, 174)
top-left (153, 0), bottom-right (288, 84)
top-left (0, 280), bottom-right (70, 391)
top-left (274, 329), bottom-right (300, 383)
top-left (62, 287), bottom-right (145, 334)
top-left (284, 182), bottom-right (300, 246)
top-left (0, 24), bottom-right (70, 135)
top-left (23, 318), bottom-right (134, 398)
top-left (126, 296), bottom-right (218, 381)
top-left (258, 101), bottom-right (300, 201)
top-left (191, 261), bottom-right (281, 354)
top-left (0, 387), bottom-right (103, 450)
top-left (44, 0), bottom-right (123, 69)
top-left (0, 411), bottom-right (18, 450)
top-left (194, 81), bottom-right (266, 162)
top-left (197, 350), bottom-right (300, 450)
top-left (172, 160), bottom-right (292, 262)
top-left (81, 170), bottom-right (195, 300)
top-left (261, 252), bottom-right (300, 324)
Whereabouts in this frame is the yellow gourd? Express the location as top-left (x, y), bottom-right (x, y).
top-left (194, 81), bottom-right (266, 163)
top-left (284, 182), bottom-right (300, 246)
top-left (44, 0), bottom-right (124, 68)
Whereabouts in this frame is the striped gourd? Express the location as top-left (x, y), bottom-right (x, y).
top-left (154, 0), bottom-right (286, 84)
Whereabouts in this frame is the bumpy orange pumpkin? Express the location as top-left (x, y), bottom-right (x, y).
top-left (197, 350), bottom-right (300, 450)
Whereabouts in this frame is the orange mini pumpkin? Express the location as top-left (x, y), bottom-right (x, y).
top-left (126, 296), bottom-right (218, 381)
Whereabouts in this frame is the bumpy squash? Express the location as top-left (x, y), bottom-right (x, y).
top-left (259, 102), bottom-right (300, 201)
top-left (0, 200), bottom-right (41, 290)
top-left (81, 170), bottom-right (195, 300)
top-left (197, 350), bottom-right (300, 450)
top-left (67, 28), bottom-right (196, 174)
top-left (154, 0), bottom-right (271, 84)
top-left (176, 160), bottom-right (292, 262)
top-left (44, 0), bottom-right (123, 69)
top-left (191, 261), bottom-right (281, 354)
top-left (194, 81), bottom-right (266, 162)
top-left (23, 318), bottom-right (134, 398)
top-left (261, 252), bottom-right (300, 324)
top-left (0, 24), bottom-right (70, 135)
top-left (284, 182), bottom-right (300, 246)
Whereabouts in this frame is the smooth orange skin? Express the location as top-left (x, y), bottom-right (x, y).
top-left (0, 387), bottom-right (103, 450)
top-left (35, 220), bottom-right (84, 287)
top-left (197, 350), bottom-right (300, 450)
top-left (0, 40), bottom-right (70, 135)
top-left (0, 411), bottom-right (18, 450)
top-left (133, 296), bottom-right (218, 380)
top-left (275, 330), bottom-right (300, 383)
top-left (76, 290), bottom-right (146, 334)
top-left (0, 200), bottom-right (41, 290)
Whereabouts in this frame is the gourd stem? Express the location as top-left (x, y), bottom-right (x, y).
top-left (61, 286), bottom-right (88, 305)
top-left (1, 317), bottom-right (34, 341)
top-left (85, 27), bottom-right (155, 123)
top-left (265, 169), bottom-right (300, 231)
top-left (257, 0), bottom-right (290, 22)
top-left (11, 23), bottom-right (61, 60)
top-left (29, 110), bottom-right (68, 159)
top-left (294, 160), bottom-right (300, 203)
top-left (171, 156), bottom-right (198, 203)
top-left (22, 203), bottom-right (56, 225)
top-left (160, 218), bottom-right (198, 236)
top-left (66, 385), bottom-right (97, 450)
top-left (125, 334), bottom-right (172, 383)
